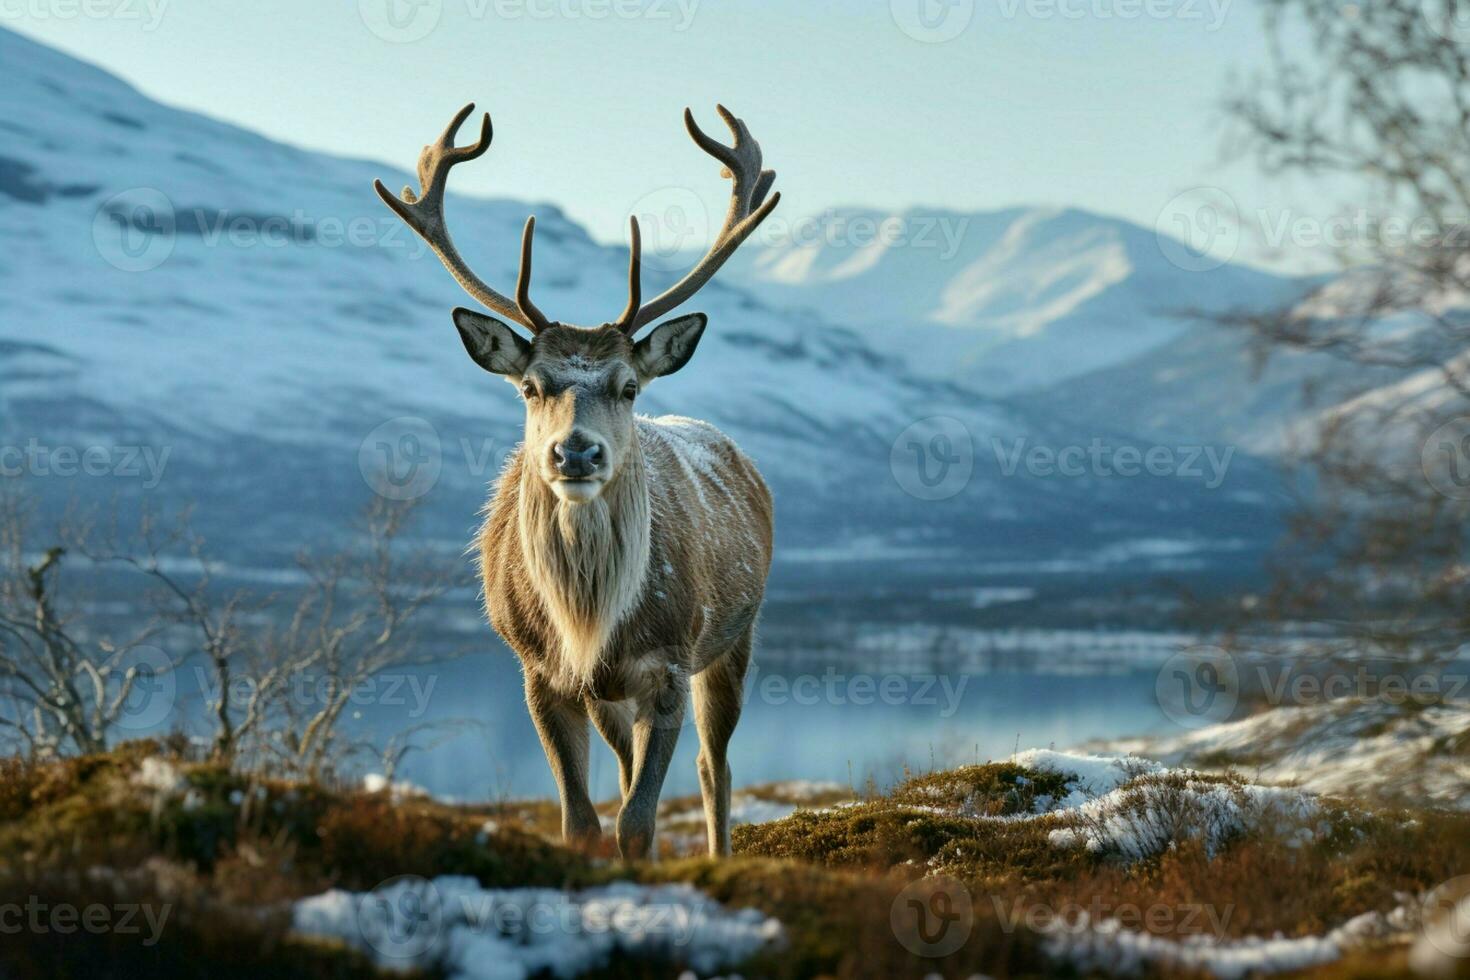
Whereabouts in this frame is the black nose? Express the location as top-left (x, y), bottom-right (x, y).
top-left (552, 440), bottom-right (604, 478)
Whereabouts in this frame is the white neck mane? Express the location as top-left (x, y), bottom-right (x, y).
top-left (517, 446), bottom-right (651, 690)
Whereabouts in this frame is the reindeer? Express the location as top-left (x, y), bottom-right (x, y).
top-left (374, 103), bottom-right (779, 859)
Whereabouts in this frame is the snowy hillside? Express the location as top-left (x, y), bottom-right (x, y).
top-left (0, 28), bottom-right (1282, 573)
top-left (723, 205), bottom-right (1304, 392)
top-left (1017, 317), bottom-right (1412, 454)
top-left (1018, 264), bottom-right (1462, 455)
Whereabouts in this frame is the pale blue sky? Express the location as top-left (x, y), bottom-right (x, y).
top-left (6, 0), bottom-right (1344, 270)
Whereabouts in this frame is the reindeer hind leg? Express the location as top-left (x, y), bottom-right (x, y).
top-left (691, 635), bottom-right (751, 857)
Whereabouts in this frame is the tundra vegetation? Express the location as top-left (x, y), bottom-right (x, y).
top-left (0, 491), bottom-right (1466, 977)
top-left (9, 5), bottom-right (1470, 978)
top-left (2, 740), bottom-right (1469, 978)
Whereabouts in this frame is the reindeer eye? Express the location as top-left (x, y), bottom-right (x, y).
top-left (520, 380), bottom-right (538, 400)
top-left (621, 381), bottom-right (638, 402)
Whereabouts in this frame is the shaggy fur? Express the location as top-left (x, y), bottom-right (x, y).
top-left (481, 416), bottom-right (772, 700)
top-left (375, 101), bottom-right (782, 861)
top-left (472, 326), bottom-right (774, 860)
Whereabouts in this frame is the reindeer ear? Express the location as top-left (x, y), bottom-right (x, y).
top-left (453, 308), bottom-right (533, 376)
top-left (634, 313), bottom-right (707, 379)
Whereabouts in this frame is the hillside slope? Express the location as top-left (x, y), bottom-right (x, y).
top-left (723, 205), bottom-right (1306, 392)
top-left (0, 28), bottom-right (1282, 574)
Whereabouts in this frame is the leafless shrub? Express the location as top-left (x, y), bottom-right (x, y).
top-left (0, 491), bottom-right (169, 757)
top-left (1215, 0), bottom-right (1470, 687)
top-left (0, 492), bottom-right (464, 780)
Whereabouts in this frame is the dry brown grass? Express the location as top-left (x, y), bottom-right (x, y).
top-left (4, 744), bottom-right (1468, 979)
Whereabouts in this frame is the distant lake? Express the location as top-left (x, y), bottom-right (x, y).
top-left (93, 563), bottom-right (1220, 802)
top-left (347, 631), bottom-right (1182, 802)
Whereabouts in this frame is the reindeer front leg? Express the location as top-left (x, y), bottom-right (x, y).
top-left (617, 669), bottom-right (687, 860)
top-left (524, 673), bottom-right (602, 847)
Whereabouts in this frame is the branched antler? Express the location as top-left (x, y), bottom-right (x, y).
top-left (619, 105), bottom-right (780, 334)
top-left (379, 102), bottom-right (778, 336)
top-left (374, 103), bottom-right (553, 333)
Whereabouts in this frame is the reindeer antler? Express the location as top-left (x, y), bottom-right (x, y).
top-left (618, 105), bottom-right (780, 335)
top-left (374, 103), bottom-right (554, 334)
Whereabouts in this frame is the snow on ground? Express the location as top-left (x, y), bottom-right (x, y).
top-left (292, 876), bottom-right (782, 980)
top-left (361, 773), bottom-right (430, 800)
top-left (1012, 748), bottom-right (1162, 807)
top-left (131, 757), bottom-right (185, 793)
top-left (1092, 699), bottom-right (1470, 809)
top-left (991, 751), bottom-right (1325, 862)
top-left (725, 796), bottom-right (804, 826)
top-left (1047, 774), bottom-right (1322, 862)
top-left (919, 751), bottom-right (1407, 976)
top-left (669, 783), bottom-right (852, 828)
top-left (1044, 905), bottom-right (1405, 980)
top-left (301, 751), bottom-right (1431, 979)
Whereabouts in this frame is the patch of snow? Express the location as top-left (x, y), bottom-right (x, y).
top-left (1093, 699), bottom-right (1470, 809)
top-left (1012, 749), bottom-right (1163, 809)
top-left (666, 794), bottom-right (806, 831)
top-left (1048, 776), bottom-right (1322, 862)
top-left (751, 749), bottom-right (1324, 867)
top-left (132, 757), bottom-right (185, 794)
top-left (1045, 906), bottom-right (1400, 979)
top-left (363, 773), bottom-right (429, 800)
top-left (727, 797), bottom-right (799, 825)
top-left (291, 876), bottom-right (783, 980)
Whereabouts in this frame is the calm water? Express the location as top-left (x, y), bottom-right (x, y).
top-left (353, 641), bottom-right (1178, 802)
top-left (86, 558), bottom-right (1205, 801)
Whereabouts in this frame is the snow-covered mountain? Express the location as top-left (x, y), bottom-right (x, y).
top-left (0, 28), bottom-right (1283, 577)
top-left (1013, 264), bottom-right (1458, 455)
top-left (723, 206), bottom-right (1306, 393)
top-left (1016, 318), bottom-right (1412, 455)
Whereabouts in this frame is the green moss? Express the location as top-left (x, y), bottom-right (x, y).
top-left (888, 761), bottom-right (1075, 816)
top-left (734, 799), bottom-right (1089, 886)
top-left (0, 747), bottom-right (595, 895)
top-left (734, 763), bottom-right (1097, 883)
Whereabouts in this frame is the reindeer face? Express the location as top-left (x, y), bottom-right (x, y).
top-left (380, 102), bottom-right (774, 503)
top-left (452, 311), bottom-right (708, 504)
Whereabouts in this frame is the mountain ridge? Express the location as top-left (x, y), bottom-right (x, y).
top-left (722, 202), bottom-right (1309, 392)
top-left (0, 27), bottom-right (1284, 579)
